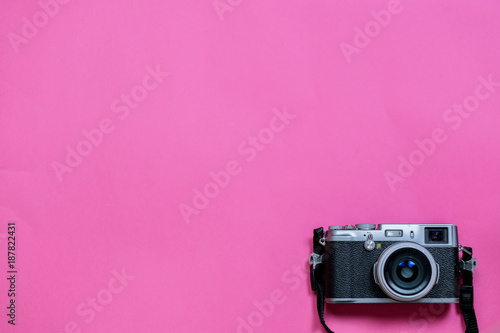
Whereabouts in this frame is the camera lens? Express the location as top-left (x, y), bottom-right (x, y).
top-left (384, 249), bottom-right (432, 296)
top-left (397, 260), bottom-right (417, 281)
top-left (374, 242), bottom-right (439, 302)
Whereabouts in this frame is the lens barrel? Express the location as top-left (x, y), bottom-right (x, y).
top-left (374, 242), bottom-right (439, 302)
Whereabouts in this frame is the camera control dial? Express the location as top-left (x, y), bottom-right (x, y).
top-left (329, 226), bottom-right (343, 230)
top-left (356, 224), bottom-right (376, 230)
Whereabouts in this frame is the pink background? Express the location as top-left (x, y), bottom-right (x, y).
top-left (1, 0), bottom-right (500, 332)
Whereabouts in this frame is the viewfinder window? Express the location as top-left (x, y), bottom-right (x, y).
top-left (425, 228), bottom-right (448, 244)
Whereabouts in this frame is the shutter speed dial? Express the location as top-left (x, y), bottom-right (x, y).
top-left (356, 224), bottom-right (376, 230)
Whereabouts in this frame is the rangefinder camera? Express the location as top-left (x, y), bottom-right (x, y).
top-left (324, 224), bottom-right (459, 303)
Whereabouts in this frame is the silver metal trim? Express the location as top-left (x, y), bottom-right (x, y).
top-left (326, 298), bottom-right (459, 304)
top-left (309, 253), bottom-right (323, 269)
top-left (460, 258), bottom-right (478, 273)
top-left (326, 224), bottom-right (458, 247)
top-left (373, 262), bottom-right (379, 285)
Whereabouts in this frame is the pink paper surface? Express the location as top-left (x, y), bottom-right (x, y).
top-left (1, 0), bottom-right (500, 332)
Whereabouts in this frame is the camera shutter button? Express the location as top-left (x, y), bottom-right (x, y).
top-left (364, 234), bottom-right (375, 251)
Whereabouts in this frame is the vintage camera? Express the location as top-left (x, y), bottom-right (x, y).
top-left (323, 224), bottom-right (460, 303)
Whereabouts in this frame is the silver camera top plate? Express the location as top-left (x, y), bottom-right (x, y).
top-left (326, 223), bottom-right (458, 247)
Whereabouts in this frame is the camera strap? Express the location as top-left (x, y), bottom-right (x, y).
top-left (310, 227), bottom-right (479, 333)
top-left (459, 246), bottom-right (478, 333)
top-left (310, 227), bottom-right (334, 333)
